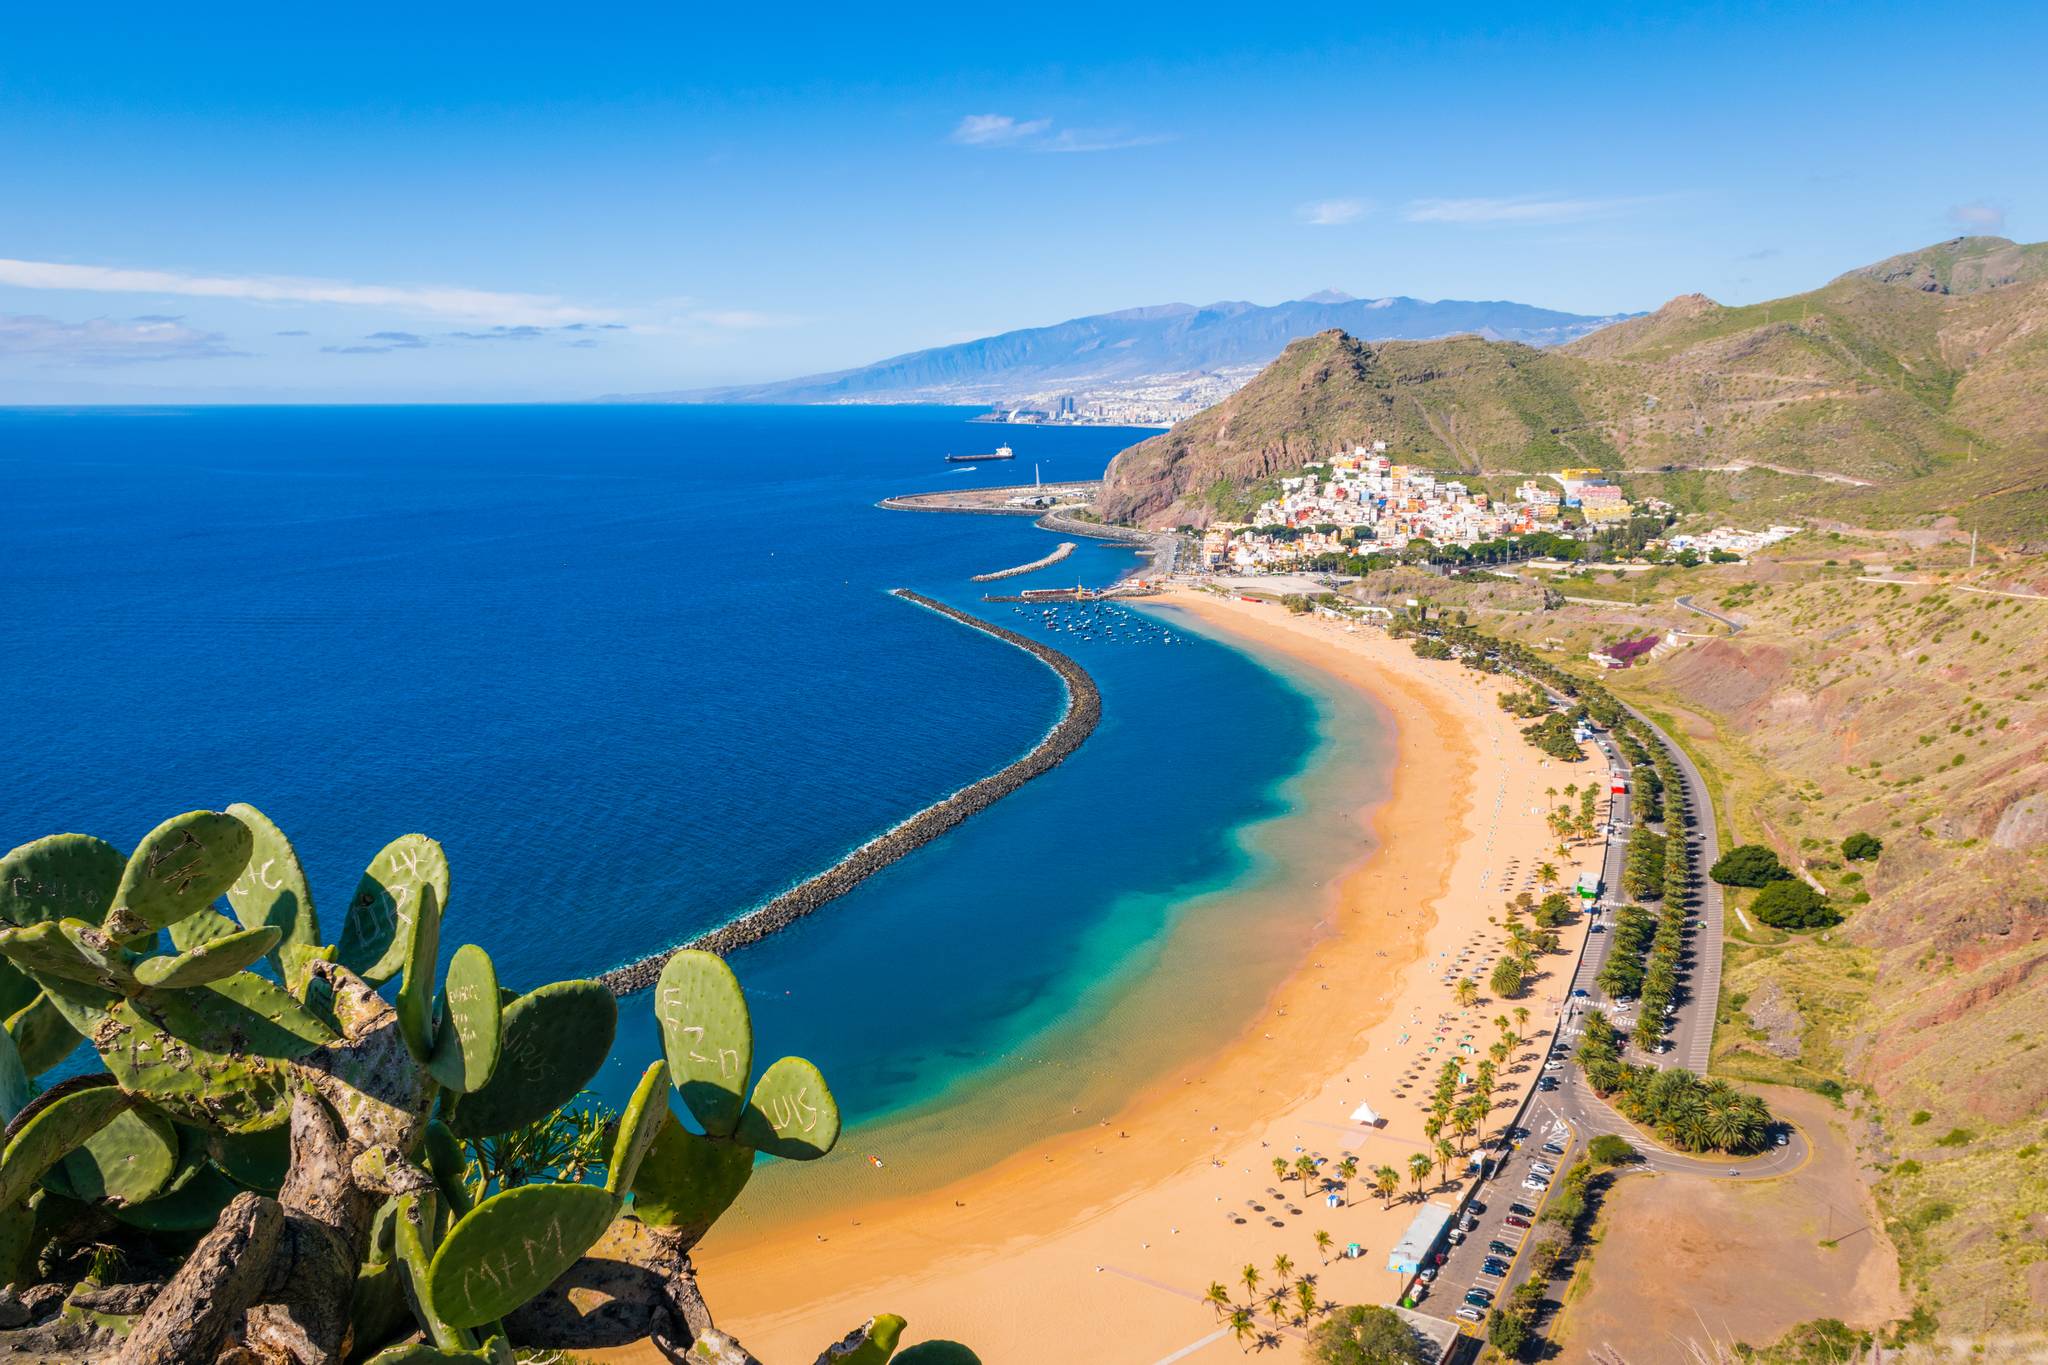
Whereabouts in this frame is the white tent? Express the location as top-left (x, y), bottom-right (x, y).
top-left (1349, 1102), bottom-right (1381, 1126)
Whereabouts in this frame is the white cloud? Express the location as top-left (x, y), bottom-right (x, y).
top-left (0, 258), bottom-right (612, 326)
top-left (1297, 198), bottom-right (1369, 227)
top-left (1947, 200), bottom-right (2007, 233)
top-left (1400, 195), bottom-right (1664, 225)
top-left (0, 312), bottom-right (240, 365)
top-left (950, 114), bottom-right (1052, 146)
top-left (949, 114), bottom-right (1166, 154)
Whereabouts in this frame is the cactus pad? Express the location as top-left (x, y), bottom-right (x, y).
top-left (0, 1026), bottom-right (29, 1124)
top-left (0, 834), bottom-right (125, 928)
top-left (397, 884), bottom-right (444, 1066)
top-left (421, 1120), bottom-right (473, 1219)
top-left (134, 925), bottom-right (282, 989)
top-left (426, 1182), bottom-right (620, 1329)
top-left (737, 1055), bottom-right (840, 1160)
top-left (0, 1078), bottom-right (130, 1207)
top-left (6, 992), bottom-right (81, 1077)
top-left (626, 1106), bottom-right (753, 1234)
top-left (425, 943), bottom-right (500, 1095)
top-left (0, 1196), bottom-right (32, 1288)
top-left (0, 918), bottom-right (141, 994)
top-left (223, 803), bottom-right (322, 975)
top-left (58, 1103), bottom-right (178, 1205)
top-left (168, 907), bottom-right (243, 952)
top-left (207, 1125), bottom-right (291, 1192)
top-left (83, 973), bottom-right (334, 1133)
top-left (655, 950), bottom-right (752, 1138)
top-left (111, 811), bottom-right (254, 931)
top-left (439, 980), bottom-right (616, 1140)
top-left (823, 1314), bottom-right (908, 1365)
top-left (605, 1061), bottom-right (670, 1196)
top-left (338, 834), bottom-right (449, 986)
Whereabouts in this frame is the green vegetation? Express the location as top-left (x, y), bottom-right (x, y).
top-left (1710, 843), bottom-right (1793, 887)
top-left (0, 808), bottom-right (923, 1364)
top-left (1587, 1134), bottom-right (1638, 1166)
top-left (1622, 826), bottom-right (1667, 900)
top-left (1840, 831), bottom-right (1883, 861)
top-left (1521, 712), bottom-right (1584, 761)
top-left (1306, 1304), bottom-right (1426, 1364)
top-left (1578, 1014), bottom-right (1773, 1152)
top-left (1752, 879), bottom-right (1840, 930)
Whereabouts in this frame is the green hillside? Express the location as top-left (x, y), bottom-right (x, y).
top-left (1100, 236), bottom-right (2048, 541)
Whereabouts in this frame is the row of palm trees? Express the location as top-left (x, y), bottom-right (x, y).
top-left (1204, 1250), bottom-right (1333, 1351)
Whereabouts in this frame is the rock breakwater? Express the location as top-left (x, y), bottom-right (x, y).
top-left (971, 542), bottom-right (1076, 582)
top-left (599, 589), bottom-right (1100, 996)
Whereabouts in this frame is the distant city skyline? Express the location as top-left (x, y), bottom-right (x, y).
top-left (2, 2), bottom-right (2042, 402)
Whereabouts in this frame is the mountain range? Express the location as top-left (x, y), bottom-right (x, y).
top-left (621, 294), bottom-right (1636, 405)
top-left (1098, 236), bottom-right (2048, 540)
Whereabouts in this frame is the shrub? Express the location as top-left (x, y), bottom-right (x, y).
top-left (1841, 831), bottom-right (1883, 861)
top-left (1306, 1304), bottom-right (1426, 1364)
top-left (1587, 1134), bottom-right (1637, 1166)
top-left (1490, 955), bottom-right (1526, 999)
top-left (1710, 843), bottom-right (1792, 888)
top-left (1752, 879), bottom-right (1840, 929)
top-left (1486, 1306), bottom-right (1530, 1355)
top-left (1933, 1128), bottom-right (1974, 1148)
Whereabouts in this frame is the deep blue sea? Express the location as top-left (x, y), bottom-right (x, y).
top-left (1, 405), bottom-right (1386, 1191)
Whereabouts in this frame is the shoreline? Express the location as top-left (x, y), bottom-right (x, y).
top-left (663, 590), bottom-right (1601, 1363)
top-left (598, 590), bottom-right (1100, 996)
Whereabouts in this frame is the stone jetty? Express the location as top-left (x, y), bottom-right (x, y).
top-left (971, 541), bottom-right (1076, 582)
top-left (598, 589), bottom-right (1100, 995)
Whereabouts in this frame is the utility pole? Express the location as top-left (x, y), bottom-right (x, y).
top-left (1969, 528), bottom-right (1978, 569)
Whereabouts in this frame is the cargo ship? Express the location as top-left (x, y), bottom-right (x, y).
top-left (945, 445), bottom-right (1014, 463)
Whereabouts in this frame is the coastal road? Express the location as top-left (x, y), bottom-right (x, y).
top-left (1619, 705), bottom-right (1726, 1075)
top-left (1675, 593), bottom-right (1745, 634)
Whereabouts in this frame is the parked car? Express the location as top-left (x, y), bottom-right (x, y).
top-left (1456, 1306), bottom-right (1485, 1323)
top-left (1509, 1204), bottom-right (1536, 1219)
top-left (1446, 1228), bottom-right (1466, 1244)
top-left (1536, 1077), bottom-right (1558, 1092)
top-left (1775, 1132), bottom-right (1791, 1147)
top-left (1418, 1266), bottom-right (1437, 1282)
top-left (1479, 1263), bottom-right (1508, 1279)
top-left (1541, 1141), bottom-right (1565, 1155)
top-left (1467, 1201), bottom-right (1487, 1215)
top-left (1542, 1060), bottom-right (1565, 1071)
top-left (1488, 1240), bottom-right (1517, 1257)
top-left (1529, 1162), bottom-right (1554, 1176)
top-left (1572, 989), bottom-right (1590, 999)
top-left (1590, 924), bottom-right (1606, 933)
top-left (1522, 1177), bottom-right (1549, 1191)
top-left (1503, 1214), bottom-right (1531, 1228)
top-left (1464, 1291), bottom-right (1493, 1308)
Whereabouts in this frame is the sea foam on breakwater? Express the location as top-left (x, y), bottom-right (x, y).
top-left (598, 589), bottom-right (1100, 995)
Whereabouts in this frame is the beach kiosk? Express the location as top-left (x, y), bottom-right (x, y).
top-left (1575, 871), bottom-right (1602, 902)
top-left (1386, 1203), bottom-right (1454, 1275)
top-left (1348, 1101), bottom-right (1382, 1127)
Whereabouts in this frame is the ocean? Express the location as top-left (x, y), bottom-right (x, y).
top-left (1, 404), bottom-right (1389, 1199)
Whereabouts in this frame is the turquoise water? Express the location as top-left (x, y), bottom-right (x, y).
top-left (1, 404), bottom-right (1387, 1171)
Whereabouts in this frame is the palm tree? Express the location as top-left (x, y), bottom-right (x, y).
top-left (1435, 1137), bottom-right (1457, 1187)
top-left (1294, 1154), bottom-right (1317, 1191)
top-left (1336, 1156), bottom-right (1359, 1204)
top-left (1489, 1040), bottom-right (1511, 1067)
top-left (1537, 861), bottom-right (1559, 887)
top-left (1272, 1156), bottom-right (1289, 1184)
top-left (1493, 1014), bottom-right (1512, 1036)
top-left (1406, 1151), bottom-right (1432, 1201)
top-left (1453, 1102), bottom-right (1480, 1152)
top-left (1205, 1282), bottom-right (1232, 1318)
top-left (1295, 1278), bottom-right (1318, 1325)
top-left (1228, 1307), bottom-right (1256, 1352)
top-left (1421, 1115), bottom-right (1444, 1145)
top-left (1453, 978), bottom-right (1479, 1009)
top-left (1373, 1164), bottom-right (1401, 1208)
top-left (1273, 1253), bottom-right (1294, 1289)
top-left (1544, 785), bottom-right (1558, 813)
top-left (1514, 1005), bottom-right (1530, 1041)
top-left (1314, 1229), bottom-right (1334, 1264)
top-left (1240, 1263), bottom-right (1260, 1302)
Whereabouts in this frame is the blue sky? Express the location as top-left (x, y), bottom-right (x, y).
top-left (3, 1), bottom-right (2042, 401)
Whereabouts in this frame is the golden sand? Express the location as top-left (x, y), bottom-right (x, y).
top-left (614, 592), bottom-right (1604, 1364)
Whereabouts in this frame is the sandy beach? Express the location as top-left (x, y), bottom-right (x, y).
top-left (654, 591), bottom-right (1606, 1364)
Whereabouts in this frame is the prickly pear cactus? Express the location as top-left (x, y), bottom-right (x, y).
top-left (625, 1107), bottom-right (753, 1236)
top-left (893, 1343), bottom-right (982, 1364)
top-left (425, 943), bottom-right (501, 1095)
top-left (397, 883), bottom-right (444, 1064)
top-left (223, 802), bottom-right (323, 978)
top-left (0, 833), bottom-right (124, 927)
top-left (655, 950), bottom-right (752, 1137)
top-left (820, 1314), bottom-right (908, 1365)
top-left (605, 1061), bottom-right (670, 1196)
top-left (439, 979), bottom-right (615, 1140)
top-left (426, 1182), bottom-right (620, 1329)
top-left (55, 1103), bottom-right (179, 1205)
top-left (133, 924), bottom-right (281, 988)
top-left (109, 810), bottom-right (254, 933)
top-left (737, 1055), bottom-right (840, 1161)
top-left (0, 1077), bottom-right (131, 1207)
top-left (338, 833), bottom-right (449, 985)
